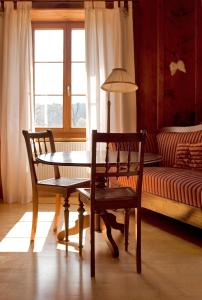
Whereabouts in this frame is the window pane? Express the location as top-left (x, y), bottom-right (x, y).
top-left (35, 63), bottom-right (63, 94)
top-left (35, 96), bottom-right (63, 128)
top-left (71, 29), bottom-right (85, 61)
top-left (33, 24), bottom-right (86, 134)
top-left (71, 96), bottom-right (86, 128)
top-left (71, 63), bottom-right (86, 94)
top-left (35, 30), bottom-right (63, 62)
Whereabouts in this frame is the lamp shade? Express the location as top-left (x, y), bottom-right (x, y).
top-left (101, 67), bottom-right (138, 93)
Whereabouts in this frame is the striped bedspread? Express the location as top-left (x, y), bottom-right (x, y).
top-left (118, 167), bottom-right (202, 208)
top-left (117, 129), bottom-right (202, 208)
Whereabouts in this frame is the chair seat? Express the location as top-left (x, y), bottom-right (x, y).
top-left (77, 187), bottom-right (137, 209)
top-left (38, 177), bottom-right (90, 189)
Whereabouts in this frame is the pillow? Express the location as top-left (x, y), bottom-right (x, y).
top-left (174, 142), bottom-right (202, 170)
top-left (157, 130), bottom-right (202, 167)
top-left (174, 143), bottom-right (190, 169)
top-left (189, 143), bottom-right (202, 169)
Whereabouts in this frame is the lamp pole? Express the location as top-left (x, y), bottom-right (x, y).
top-left (107, 92), bottom-right (111, 133)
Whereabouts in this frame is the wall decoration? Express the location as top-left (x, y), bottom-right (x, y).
top-left (169, 59), bottom-right (186, 76)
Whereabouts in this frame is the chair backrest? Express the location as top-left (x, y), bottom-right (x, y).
top-left (22, 130), bottom-right (60, 189)
top-left (90, 130), bottom-right (146, 205)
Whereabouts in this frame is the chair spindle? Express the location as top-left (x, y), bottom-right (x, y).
top-left (43, 137), bottom-right (48, 154)
top-left (37, 138), bottom-right (42, 155)
top-left (105, 142), bottom-right (110, 174)
top-left (116, 143), bottom-right (120, 176)
top-left (127, 144), bottom-right (131, 174)
top-left (32, 138), bottom-right (38, 159)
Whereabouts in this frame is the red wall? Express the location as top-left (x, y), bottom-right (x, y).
top-left (134, 0), bottom-right (202, 132)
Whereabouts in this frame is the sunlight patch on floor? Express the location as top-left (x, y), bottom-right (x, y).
top-left (0, 211), bottom-right (86, 253)
top-left (0, 212), bottom-right (54, 252)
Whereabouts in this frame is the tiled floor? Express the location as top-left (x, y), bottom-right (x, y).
top-left (0, 199), bottom-right (201, 300)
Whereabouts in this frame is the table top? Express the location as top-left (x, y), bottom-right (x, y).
top-left (37, 151), bottom-right (162, 167)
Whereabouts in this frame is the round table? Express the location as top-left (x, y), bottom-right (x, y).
top-left (37, 150), bottom-right (162, 166)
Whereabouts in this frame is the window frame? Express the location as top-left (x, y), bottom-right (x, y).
top-left (32, 21), bottom-right (86, 140)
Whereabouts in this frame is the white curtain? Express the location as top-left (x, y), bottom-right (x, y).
top-left (0, 11), bottom-right (3, 132)
top-left (0, 1), bottom-right (33, 203)
top-left (85, 0), bottom-right (137, 142)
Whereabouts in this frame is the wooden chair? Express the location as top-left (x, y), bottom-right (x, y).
top-left (77, 129), bottom-right (146, 277)
top-left (22, 130), bottom-right (90, 245)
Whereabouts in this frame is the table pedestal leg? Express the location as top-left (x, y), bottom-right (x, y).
top-left (57, 214), bottom-right (90, 242)
top-left (57, 211), bottom-right (124, 258)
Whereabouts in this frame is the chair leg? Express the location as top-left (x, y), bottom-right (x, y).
top-left (63, 193), bottom-right (70, 253)
top-left (53, 194), bottom-right (61, 232)
top-left (124, 208), bottom-right (130, 251)
top-left (135, 207), bottom-right (141, 274)
top-left (31, 191), bottom-right (38, 242)
top-left (90, 210), bottom-right (95, 277)
top-left (78, 196), bottom-right (85, 256)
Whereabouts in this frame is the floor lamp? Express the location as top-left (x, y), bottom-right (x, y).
top-left (101, 67), bottom-right (138, 132)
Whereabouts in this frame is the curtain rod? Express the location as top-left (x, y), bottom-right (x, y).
top-left (1, 0), bottom-right (139, 10)
top-left (0, 0), bottom-right (138, 2)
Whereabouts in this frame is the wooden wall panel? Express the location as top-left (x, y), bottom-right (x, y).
top-left (135, 0), bottom-right (202, 131)
top-left (163, 0), bottom-right (196, 127)
top-left (196, 0), bottom-right (202, 123)
top-left (135, 0), bottom-right (158, 132)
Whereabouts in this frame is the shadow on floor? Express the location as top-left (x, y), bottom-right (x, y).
top-left (141, 208), bottom-right (202, 247)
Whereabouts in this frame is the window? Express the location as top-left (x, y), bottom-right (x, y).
top-left (32, 22), bottom-right (86, 139)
